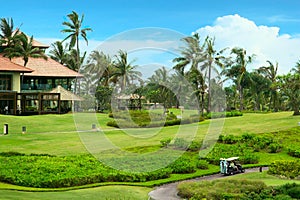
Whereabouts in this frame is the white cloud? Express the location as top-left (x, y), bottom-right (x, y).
top-left (195, 14), bottom-right (300, 74)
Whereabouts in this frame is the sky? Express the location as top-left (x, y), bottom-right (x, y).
top-left (1, 0), bottom-right (300, 75)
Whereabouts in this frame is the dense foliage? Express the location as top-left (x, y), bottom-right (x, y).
top-left (268, 160), bottom-right (300, 179)
top-left (0, 153), bottom-right (172, 188)
top-left (178, 179), bottom-right (300, 200)
top-left (107, 110), bottom-right (204, 128)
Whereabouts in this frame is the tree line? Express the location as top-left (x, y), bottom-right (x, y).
top-left (1, 11), bottom-right (299, 115)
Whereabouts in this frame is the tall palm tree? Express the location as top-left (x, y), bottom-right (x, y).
top-left (258, 60), bottom-right (279, 111)
top-left (200, 36), bottom-right (228, 113)
top-left (186, 67), bottom-right (206, 115)
top-left (3, 32), bottom-right (47, 66)
top-left (111, 50), bottom-right (141, 92)
top-left (223, 47), bottom-right (254, 111)
top-left (61, 11), bottom-right (92, 71)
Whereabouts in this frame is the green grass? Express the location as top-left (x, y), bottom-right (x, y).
top-left (0, 185), bottom-right (151, 200)
top-left (0, 111), bottom-right (300, 199)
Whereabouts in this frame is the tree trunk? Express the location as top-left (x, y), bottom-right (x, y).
top-left (207, 61), bottom-right (212, 113)
top-left (238, 84), bottom-right (244, 111)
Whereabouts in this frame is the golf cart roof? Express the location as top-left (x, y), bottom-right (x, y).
top-left (220, 157), bottom-right (239, 161)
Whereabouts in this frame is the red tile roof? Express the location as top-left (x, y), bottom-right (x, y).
top-left (0, 54), bottom-right (33, 73)
top-left (11, 57), bottom-right (83, 78)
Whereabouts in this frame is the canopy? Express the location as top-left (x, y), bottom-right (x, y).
top-left (50, 85), bottom-right (83, 101)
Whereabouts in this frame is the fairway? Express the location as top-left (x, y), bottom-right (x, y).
top-left (0, 186), bottom-right (151, 200)
top-left (0, 112), bottom-right (299, 155)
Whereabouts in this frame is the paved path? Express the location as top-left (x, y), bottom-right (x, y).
top-left (148, 167), bottom-right (268, 200)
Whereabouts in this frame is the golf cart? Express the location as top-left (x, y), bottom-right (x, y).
top-left (220, 157), bottom-right (245, 175)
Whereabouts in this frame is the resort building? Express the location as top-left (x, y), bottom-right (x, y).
top-left (0, 34), bottom-right (82, 115)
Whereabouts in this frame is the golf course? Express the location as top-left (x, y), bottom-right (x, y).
top-left (0, 111), bottom-right (299, 199)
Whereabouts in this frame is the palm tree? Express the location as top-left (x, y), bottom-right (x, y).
top-left (0, 17), bottom-right (19, 47)
top-left (223, 47), bottom-right (254, 111)
top-left (85, 51), bottom-right (112, 86)
top-left (173, 33), bottom-right (204, 74)
top-left (258, 60), bottom-right (279, 111)
top-left (186, 68), bottom-right (206, 115)
top-left (111, 50), bottom-right (141, 92)
top-left (61, 11), bottom-right (92, 71)
top-left (3, 32), bottom-right (47, 66)
top-left (48, 41), bottom-right (69, 65)
top-left (277, 73), bottom-right (300, 115)
top-left (291, 60), bottom-right (300, 74)
top-left (200, 36), bottom-right (228, 113)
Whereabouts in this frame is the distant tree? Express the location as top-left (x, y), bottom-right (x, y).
top-left (110, 50), bottom-right (141, 92)
top-left (258, 60), bottom-right (279, 111)
top-left (200, 36), bottom-right (228, 113)
top-left (223, 47), bottom-right (255, 111)
top-left (49, 41), bottom-right (69, 65)
top-left (173, 33), bottom-right (204, 74)
top-left (291, 60), bottom-right (300, 74)
top-left (277, 73), bottom-right (300, 115)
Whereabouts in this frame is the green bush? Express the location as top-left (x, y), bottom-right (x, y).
top-left (168, 157), bottom-right (196, 173)
top-left (218, 134), bottom-right (239, 144)
top-left (177, 179), bottom-right (266, 199)
top-left (287, 146), bottom-right (300, 158)
top-left (268, 160), bottom-right (300, 179)
top-left (160, 138), bottom-right (171, 147)
top-left (187, 141), bottom-right (202, 152)
top-left (0, 153), bottom-right (172, 188)
top-left (196, 159), bottom-right (209, 169)
top-left (205, 143), bottom-right (259, 165)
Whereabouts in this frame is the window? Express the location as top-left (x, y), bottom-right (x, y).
top-left (0, 74), bottom-right (12, 91)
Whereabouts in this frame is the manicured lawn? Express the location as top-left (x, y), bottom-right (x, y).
top-left (0, 111), bottom-right (300, 199)
top-left (0, 185), bottom-right (151, 200)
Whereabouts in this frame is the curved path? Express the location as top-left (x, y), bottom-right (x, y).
top-left (148, 167), bottom-right (268, 200)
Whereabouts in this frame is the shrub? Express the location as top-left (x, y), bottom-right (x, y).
top-left (160, 138), bottom-right (171, 147)
top-left (268, 160), bottom-right (300, 179)
top-left (218, 134), bottom-right (239, 144)
top-left (196, 159), bottom-right (209, 169)
top-left (168, 157), bottom-right (196, 173)
top-left (287, 146), bottom-right (300, 158)
top-left (187, 141), bottom-right (202, 152)
top-left (177, 179), bottom-right (266, 200)
top-left (173, 138), bottom-right (189, 150)
top-left (268, 143), bottom-right (282, 153)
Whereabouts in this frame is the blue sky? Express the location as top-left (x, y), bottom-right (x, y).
top-left (2, 0), bottom-right (300, 39)
top-left (1, 0), bottom-right (300, 75)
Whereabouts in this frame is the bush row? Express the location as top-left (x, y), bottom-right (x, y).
top-left (268, 160), bottom-right (300, 179)
top-left (218, 133), bottom-right (283, 153)
top-left (205, 143), bottom-right (259, 165)
top-left (107, 116), bottom-right (204, 128)
top-left (178, 179), bottom-right (300, 200)
top-left (0, 152), bottom-right (211, 188)
top-left (177, 179), bottom-right (267, 200)
top-left (205, 111), bottom-right (243, 119)
top-left (0, 153), bottom-right (172, 188)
